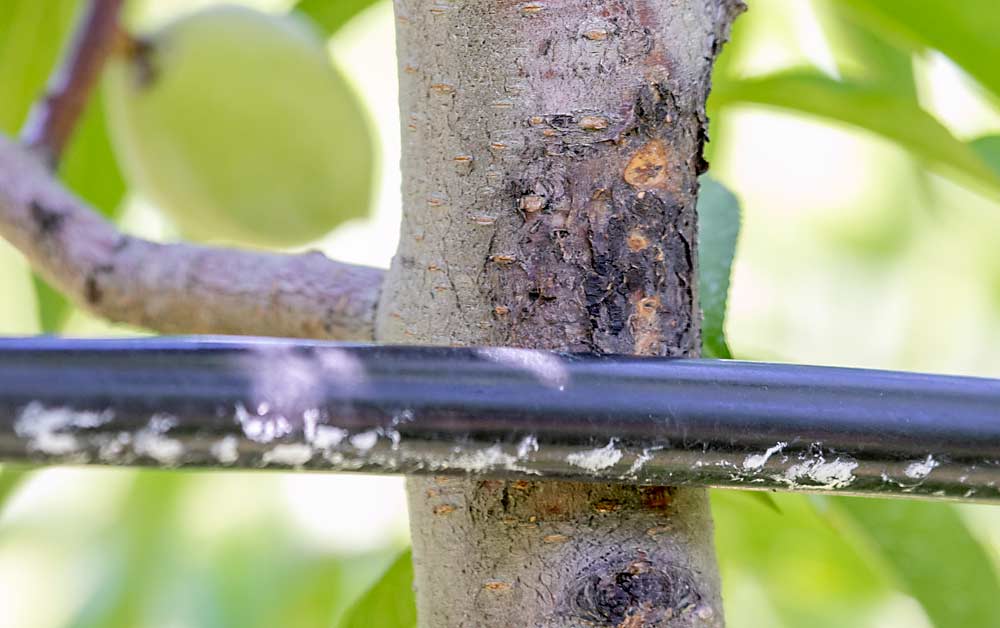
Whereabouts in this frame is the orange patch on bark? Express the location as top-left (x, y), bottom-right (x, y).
top-left (484, 581), bottom-right (512, 591)
top-left (639, 486), bottom-right (674, 510)
top-left (631, 295), bottom-right (663, 355)
top-left (433, 504), bottom-right (456, 515)
top-left (627, 231), bottom-right (650, 252)
top-left (624, 140), bottom-right (669, 190)
top-left (593, 498), bottom-right (623, 513)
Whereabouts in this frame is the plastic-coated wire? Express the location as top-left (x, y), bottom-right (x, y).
top-left (0, 336), bottom-right (998, 502)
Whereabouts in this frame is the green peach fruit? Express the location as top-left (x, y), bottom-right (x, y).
top-left (104, 5), bottom-right (375, 247)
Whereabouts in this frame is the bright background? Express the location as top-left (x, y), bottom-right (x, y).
top-left (2, 0), bottom-right (1000, 626)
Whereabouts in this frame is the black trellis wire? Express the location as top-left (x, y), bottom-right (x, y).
top-left (0, 336), bottom-right (998, 502)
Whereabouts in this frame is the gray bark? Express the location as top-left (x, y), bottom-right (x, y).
top-left (376, 1), bottom-right (743, 626)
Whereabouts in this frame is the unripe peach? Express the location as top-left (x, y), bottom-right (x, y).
top-left (104, 6), bottom-right (375, 247)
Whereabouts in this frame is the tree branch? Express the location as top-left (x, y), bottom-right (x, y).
top-left (6, 0), bottom-right (382, 340)
top-left (19, 0), bottom-right (126, 167)
top-left (0, 136), bottom-right (383, 340)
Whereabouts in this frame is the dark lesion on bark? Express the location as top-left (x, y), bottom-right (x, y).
top-left (566, 555), bottom-right (703, 627)
top-left (29, 200), bottom-right (66, 236)
top-left (84, 263), bottom-right (115, 305)
top-left (485, 80), bottom-right (701, 357)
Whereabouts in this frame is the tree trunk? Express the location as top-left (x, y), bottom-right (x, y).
top-left (376, 1), bottom-right (743, 626)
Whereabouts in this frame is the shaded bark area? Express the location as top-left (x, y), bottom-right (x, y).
top-left (488, 77), bottom-right (705, 356)
top-left (378, 0), bottom-right (743, 625)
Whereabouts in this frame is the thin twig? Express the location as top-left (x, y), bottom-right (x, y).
top-left (19, 0), bottom-right (126, 168)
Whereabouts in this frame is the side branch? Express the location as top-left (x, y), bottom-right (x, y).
top-left (0, 136), bottom-right (382, 340)
top-left (20, 0), bottom-right (126, 166)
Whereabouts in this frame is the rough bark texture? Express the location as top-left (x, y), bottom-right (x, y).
top-left (0, 136), bottom-right (382, 340)
top-left (376, 0), bottom-right (743, 626)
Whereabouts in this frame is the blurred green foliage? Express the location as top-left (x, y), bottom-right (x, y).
top-left (828, 496), bottom-right (1000, 628)
top-left (973, 135), bottom-right (1000, 178)
top-left (2, 0), bottom-right (1000, 627)
top-left (713, 491), bottom-right (892, 628)
top-left (337, 549), bottom-right (416, 628)
top-left (838, 0), bottom-right (1000, 99)
top-left (0, 465), bottom-right (30, 510)
top-left (293, 0), bottom-right (381, 36)
top-left (0, 0), bottom-right (126, 333)
top-left (813, 0), bottom-right (916, 98)
top-left (713, 70), bottom-right (1000, 197)
top-left (0, 471), bottom-right (402, 628)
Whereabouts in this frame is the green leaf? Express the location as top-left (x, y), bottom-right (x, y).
top-left (30, 278), bottom-right (70, 333)
top-left (973, 134), bottom-right (1000, 307)
top-left (839, 0), bottom-right (1000, 100)
top-left (719, 488), bottom-right (783, 515)
top-left (971, 135), bottom-right (1000, 177)
top-left (742, 490), bottom-right (782, 514)
top-left (0, 1), bottom-right (78, 134)
top-left (293, 0), bottom-right (382, 37)
top-left (338, 548), bottom-right (416, 628)
top-left (827, 496), bottom-right (1000, 628)
top-left (0, 464), bottom-right (32, 513)
top-left (698, 175), bottom-right (740, 360)
top-left (713, 70), bottom-right (1000, 198)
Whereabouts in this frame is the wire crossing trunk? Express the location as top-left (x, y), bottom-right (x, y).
top-left (376, 1), bottom-right (743, 625)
